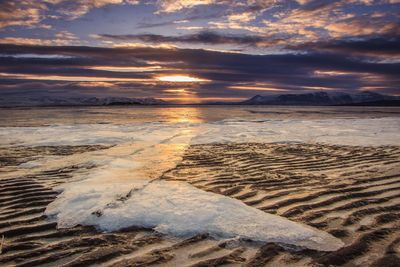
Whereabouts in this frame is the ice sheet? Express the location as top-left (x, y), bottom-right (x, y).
top-left (46, 179), bottom-right (344, 251)
top-left (1, 117), bottom-right (399, 147)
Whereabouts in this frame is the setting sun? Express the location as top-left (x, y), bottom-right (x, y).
top-left (157, 75), bottom-right (210, 83)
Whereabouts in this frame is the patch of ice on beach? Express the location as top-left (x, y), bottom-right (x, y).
top-left (191, 117), bottom-right (400, 146)
top-left (0, 117), bottom-right (399, 147)
top-left (0, 123), bottom-right (196, 147)
top-left (46, 179), bottom-right (344, 251)
top-left (44, 141), bottom-right (191, 222)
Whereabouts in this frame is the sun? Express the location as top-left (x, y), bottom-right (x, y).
top-left (157, 75), bottom-right (210, 83)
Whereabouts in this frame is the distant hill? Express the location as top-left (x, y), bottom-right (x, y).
top-left (240, 92), bottom-right (399, 106)
top-left (0, 96), bottom-right (168, 107)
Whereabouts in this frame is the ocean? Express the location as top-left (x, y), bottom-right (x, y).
top-left (2, 105), bottom-right (400, 126)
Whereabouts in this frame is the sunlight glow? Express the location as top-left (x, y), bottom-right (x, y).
top-left (157, 75), bottom-right (210, 83)
top-left (314, 70), bottom-right (354, 76)
top-left (164, 88), bottom-right (189, 94)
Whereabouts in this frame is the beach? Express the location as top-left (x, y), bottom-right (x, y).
top-left (1, 0), bottom-right (399, 265)
top-left (0, 106), bottom-right (399, 266)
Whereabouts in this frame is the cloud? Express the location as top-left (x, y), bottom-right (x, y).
top-left (0, 0), bottom-right (139, 29)
top-left (0, 1), bottom-right (48, 29)
top-left (0, 43), bottom-right (399, 101)
top-left (95, 31), bottom-right (282, 47)
top-left (155, 0), bottom-right (219, 13)
top-left (227, 11), bottom-right (256, 22)
top-left (1, 0), bottom-right (399, 101)
top-left (54, 0), bottom-right (139, 20)
top-left (290, 37), bottom-right (400, 58)
top-left (153, 0), bottom-right (276, 14)
top-left (137, 12), bottom-right (224, 29)
top-left (255, 0), bottom-right (400, 46)
top-left (326, 18), bottom-right (400, 38)
top-left (0, 31), bottom-right (80, 46)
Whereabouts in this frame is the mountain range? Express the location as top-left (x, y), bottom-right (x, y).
top-left (0, 96), bottom-right (167, 107)
top-left (240, 91), bottom-right (400, 106)
top-left (1, 92), bottom-right (398, 107)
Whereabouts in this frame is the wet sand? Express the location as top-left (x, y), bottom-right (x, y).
top-left (0, 143), bottom-right (399, 266)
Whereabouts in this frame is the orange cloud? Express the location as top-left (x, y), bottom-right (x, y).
top-left (155, 0), bottom-right (217, 13)
top-left (0, 73), bottom-right (149, 82)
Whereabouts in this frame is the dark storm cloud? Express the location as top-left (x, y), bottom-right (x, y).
top-left (1, 44), bottom-right (399, 76)
top-left (96, 31), bottom-right (281, 46)
top-left (96, 30), bottom-right (400, 59)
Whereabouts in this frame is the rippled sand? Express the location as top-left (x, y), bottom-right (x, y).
top-left (1, 143), bottom-right (399, 266)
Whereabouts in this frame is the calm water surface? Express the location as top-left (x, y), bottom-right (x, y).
top-left (1, 105), bottom-right (400, 126)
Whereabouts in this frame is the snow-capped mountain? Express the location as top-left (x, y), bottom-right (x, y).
top-left (0, 96), bottom-right (168, 107)
top-left (241, 91), bottom-right (399, 105)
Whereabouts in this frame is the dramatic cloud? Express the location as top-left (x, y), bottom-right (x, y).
top-left (291, 37), bottom-right (400, 59)
top-left (0, 31), bottom-right (79, 46)
top-left (0, 0), bottom-right (139, 29)
top-left (0, 0), bottom-right (399, 101)
top-left (0, 1), bottom-right (48, 29)
top-left (1, 43), bottom-right (399, 101)
top-left (95, 31), bottom-right (282, 47)
top-left (155, 0), bottom-right (219, 13)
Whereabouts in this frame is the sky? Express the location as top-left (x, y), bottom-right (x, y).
top-left (0, 0), bottom-right (399, 103)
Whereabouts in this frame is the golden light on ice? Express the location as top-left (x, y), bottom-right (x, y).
top-left (157, 75), bottom-right (210, 82)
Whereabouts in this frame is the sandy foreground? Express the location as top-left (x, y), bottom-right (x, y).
top-left (0, 143), bottom-right (399, 267)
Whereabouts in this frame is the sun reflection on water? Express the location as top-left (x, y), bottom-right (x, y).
top-left (156, 107), bottom-right (205, 123)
